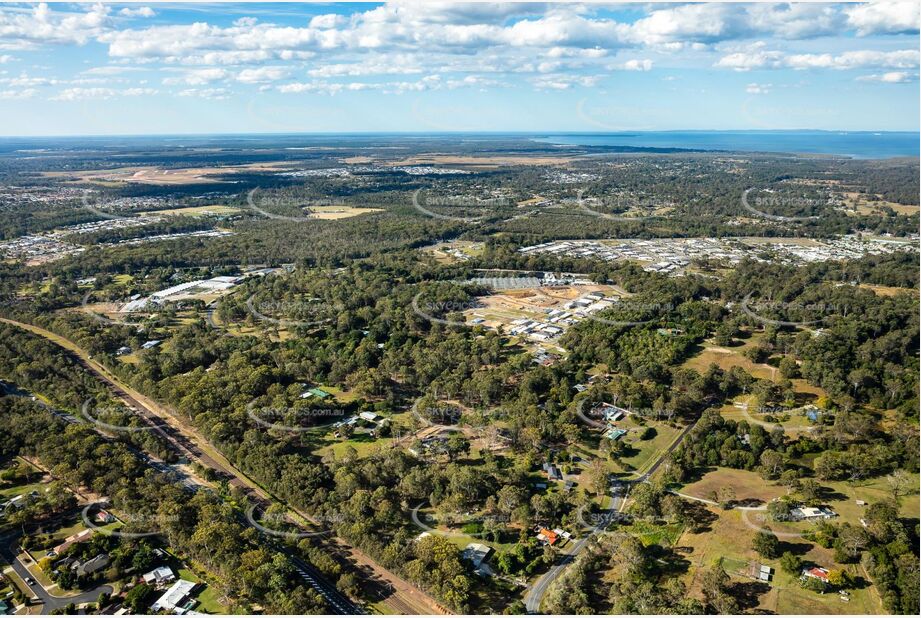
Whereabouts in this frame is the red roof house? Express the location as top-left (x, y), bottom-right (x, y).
top-left (803, 567), bottom-right (830, 581)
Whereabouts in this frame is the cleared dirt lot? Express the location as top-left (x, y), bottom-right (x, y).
top-left (857, 283), bottom-right (918, 297)
top-left (385, 154), bottom-right (576, 167)
top-left (146, 205), bottom-right (242, 217)
top-left (465, 284), bottom-right (624, 330)
top-left (682, 345), bottom-right (777, 381)
top-left (305, 205), bottom-right (383, 219)
top-left (43, 161), bottom-right (297, 185)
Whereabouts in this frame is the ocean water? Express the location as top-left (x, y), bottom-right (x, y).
top-left (533, 131), bottom-right (920, 159)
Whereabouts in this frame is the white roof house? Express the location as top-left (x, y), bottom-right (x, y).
top-left (462, 543), bottom-right (492, 568)
top-left (791, 506), bottom-right (837, 520)
top-left (151, 579), bottom-right (196, 613)
top-left (143, 566), bottom-right (176, 586)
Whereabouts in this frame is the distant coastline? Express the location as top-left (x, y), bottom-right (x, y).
top-left (0, 130), bottom-right (917, 160)
top-left (533, 130), bottom-right (920, 159)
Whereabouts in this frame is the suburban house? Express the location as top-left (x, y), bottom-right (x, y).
top-left (804, 405), bottom-right (823, 422)
top-left (143, 566), bottom-right (177, 586)
top-left (790, 506), bottom-right (837, 521)
top-left (1, 490), bottom-right (39, 517)
top-left (53, 529), bottom-right (93, 555)
top-left (591, 402), bottom-right (628, 422)
top-left (94, 509), bottom-right (116, 524)
top-left (462, 543), bottom-right (494, 576)
top-left (536, 527), bottom-right (559, 546)
top-left (542, 462), bottom-right (562, 481)
top-left (73, 553), bottom-right (110, 577)
top-left (141, 340), bottom-right (162, 350)
top-left (300, 387), bottom-right (331, 400)
top-left (151, 579), bottom-right (198, 613)
top-left (407, 434), bottom-right (453, 458)
top-left (802, 566), bottom-right (830, 582)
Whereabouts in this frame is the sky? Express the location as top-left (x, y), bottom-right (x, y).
top-left (0, 1), bottom-right (919, 135)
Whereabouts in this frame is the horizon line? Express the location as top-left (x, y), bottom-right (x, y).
top-left (1, 128), bottom-right (919, 139)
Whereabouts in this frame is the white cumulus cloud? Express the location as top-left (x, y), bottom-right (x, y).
top-left (846, 1), bottom-right (920, 36)
top-left (119, 7), bottom-right (155, 19)
top-left (857, 71), bottom-right (918, 83)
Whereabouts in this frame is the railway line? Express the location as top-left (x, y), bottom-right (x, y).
top-left (1, 318), bottom-right (447, 615)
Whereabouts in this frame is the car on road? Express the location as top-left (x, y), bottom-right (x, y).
top-left (24, 576), bottom-right (36, 585)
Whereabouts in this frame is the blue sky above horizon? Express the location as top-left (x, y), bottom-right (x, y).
top-left (0, 1), bottom-right (919, 136)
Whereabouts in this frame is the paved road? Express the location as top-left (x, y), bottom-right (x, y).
top-left (0, 318), bottom-right (443, 615)
top-left (0, 530), bottom-right (112, 613)
top-left (525, 414), bottom-right (702, 613)
top-left (634, 417), bottom-right (699, 483)
top-left (524, 495), bottom-right (625, 613)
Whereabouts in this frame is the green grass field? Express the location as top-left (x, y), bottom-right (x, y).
top-left (616, 419), bottom-right (684, 476)
top-left (194, 584), bottom-right (229, 614)
top-left (679, 508), bottom-right (884, 614)
top-left (175, 568), bottom-right (228, 613)
top-left (680, 467), bottom-right (789, 504)
top-left (620, 519), bottom-right (685, 546)
top-left (0, 458), bottom-right (46, 500)
top-left (0, 479), bottom-right (46, 501)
